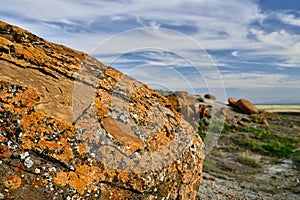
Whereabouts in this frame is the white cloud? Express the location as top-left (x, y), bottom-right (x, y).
top-left (221, 72), bottom-right (299, 88)
top-left (231, 51), bottom-right (238, 57)
top-left (248, 29), bottom-right (300, 67)
top-left (1, 0), bottom-right (300, 104)
top-left (277, 13), bottom-right (300, 27)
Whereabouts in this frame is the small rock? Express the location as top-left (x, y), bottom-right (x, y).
top-left (204, 94), bottom-right (216, 100)
top-left (234, 114), bottom-right (240, 120)
top-left (199, 104), bottom-right (211, 119)
top-left (261, 118), bottom-right (269, 126)
top-left (174, 91), bottom-right (188, 97)
top-left (235, 99), bottom-right (259, 115)
top-left (228, 97), bottom-right (237, 107)
top-left (241, 117), bottom-right (252, 123)
top-left (203, 175), bottom-right (216, 181)
top-left (237, 120), bottom-right (248, 126)
top-left (226, 119), bottom-right (234, 124)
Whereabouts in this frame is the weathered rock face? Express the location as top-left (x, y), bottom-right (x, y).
top-left (166, 92), bottom-right (197, 121)
top-left (0, 22), bottom-right (204, 199)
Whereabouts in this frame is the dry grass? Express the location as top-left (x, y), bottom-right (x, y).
top-left (237, 151), bottom-right (262, 168)
top-left (256, 105), bottom-right (300, 113)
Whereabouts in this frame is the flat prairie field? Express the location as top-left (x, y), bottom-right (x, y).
top-left (256, 105), bottom-right (300, 113)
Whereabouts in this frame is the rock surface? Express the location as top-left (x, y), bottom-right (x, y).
top-left (228, 97), bottom-right (259, 115)
top-left (166, 91), bottom-right (197, 122)
top-left (0, 21), bottom-right (204, 199)
top-left (227, 97), bottom-right (237, 107)
top-left (204, 94), bottom-right (216, 100)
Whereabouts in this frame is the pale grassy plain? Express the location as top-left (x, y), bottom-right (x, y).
top-left (256, 105), bottom-right (300, 113)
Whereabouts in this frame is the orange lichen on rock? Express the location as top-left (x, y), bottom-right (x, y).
top-left (53, 171), bottom-right (69, 187)
top-left (0, 145), bottom-right (12, 158)
top-left (0, 21), bottom-right (87, 79)
top-left (4, 175), bottom-right (22, 190)
top-left (53, 165), bottom-right (104, 195)
top-left (77, 143), bottom-right (87, 155)
top-left (0, 21), bottom-right (204, 200)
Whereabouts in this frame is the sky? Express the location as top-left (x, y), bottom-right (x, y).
top-left (1, 0), bottom-right (300, 104)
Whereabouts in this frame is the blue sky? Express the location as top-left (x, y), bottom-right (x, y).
top-left (1, 0), bottom-right (300, 104)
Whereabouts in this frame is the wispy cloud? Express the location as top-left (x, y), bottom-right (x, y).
top-left (276, 13), bottom-right (300, 27)
top-left (1, 0), bottom-right (300, 103)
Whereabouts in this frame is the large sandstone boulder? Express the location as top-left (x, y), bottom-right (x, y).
top-left (228, 97), bottom-right (259, 115)
top-left (0, 22), bottom-right (204, 199)
top-left (235, 99), bottom-right (259, 115)
top-left (228, 97), bottom-right (237, 107)
top-left (204, 94), bottom-right (216, 100)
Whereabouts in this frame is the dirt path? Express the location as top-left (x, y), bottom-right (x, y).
top-left (198, 173), bottom-right (299, 200)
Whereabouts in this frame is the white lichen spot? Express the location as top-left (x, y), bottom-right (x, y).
top-left (24, 157), bottom-right (33, 168)
top-left (159, 173), bottom-right (164, 182)
top-left (20, 151), bottom-right (29, 160)
top-left (7, 141), bottom-right (12, 149)
top-left (35, 168), bottom-right (40, 174)
top-left (49, 167), bottom-right (57, 173)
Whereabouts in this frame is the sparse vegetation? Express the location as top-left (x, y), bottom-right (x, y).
top-left (222, 123), bottom-right (299, 158)
top-left (291, 150), bottom-right (300, 169)
top-left (202, 111), bottom-right (300, 196)
top-left (237, 151), bottom-right (262, 168)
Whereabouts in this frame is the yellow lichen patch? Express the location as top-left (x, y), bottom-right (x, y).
top-left (53, 171), bottom-right (69, 187)
top-left (38, 139), bottom-right (63, 151)
top-left (146, 131), bottom-right (171, 152)
top-left (77, 143), bottom-right (87, 155)
top-left (105, 67), bottom-right (123, 81)
top-left (96, 89), bottom-right (111, 105)
top-left (4, 175), bottom-right (22, 190)
top-left (0, 145), bottom-right (12, 158)
top-left (19, 137), bottom-right (34, 150)
top-left (117, 171), bottom-right (129, 183)
top-left (54, 165), bottom-right (105, 195)
top-left (51, 147), bottom-right (74, 162)
top-left (68, 171), bottom-right (87, 195)
top-left (0, 135), bottom-right (7, 143)
top-left (94, 97), bottom-right (108, 117)
top-left (20, 112), bottom-right (46, 132)
top-left (21, 88), bottom-right (39, 107)
top-left (0, 36), bottom-right (11, 47)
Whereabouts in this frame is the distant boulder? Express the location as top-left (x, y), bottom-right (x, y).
top-left (174, 91), bottom-right (188, 97)
top-left (228, 97), bottom-right (259, 115)
top-left (204, 94), bottom-right (216, 100)
top-left (235, 99), bottom-right (259, 115)
top-left (228, 97), bottom-right (237, 107)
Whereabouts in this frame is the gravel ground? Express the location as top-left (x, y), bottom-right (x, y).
top-left (197, 173), bottom-right (300, 200)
